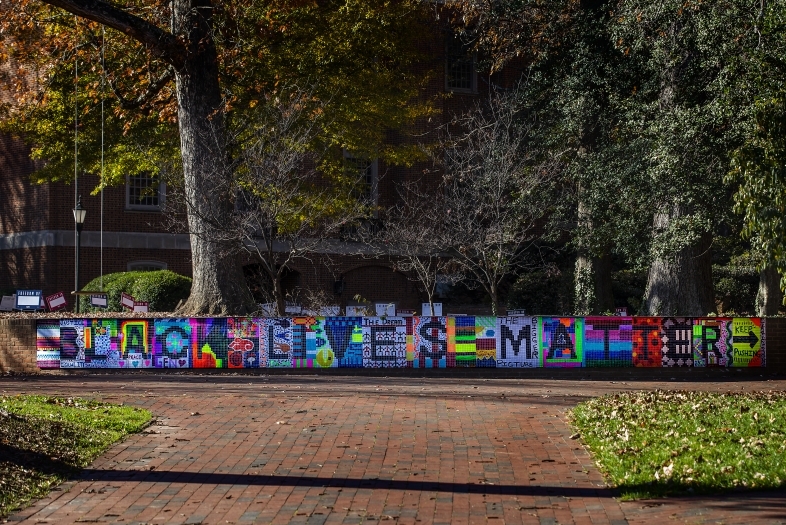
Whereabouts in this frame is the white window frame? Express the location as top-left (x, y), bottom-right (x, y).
top-left (127, 260), bottom-right (168, 272)
top-left (343, 151), bottom-right (379, 206)
top-left (445, 36), bottom-right (477, 93)
top-left (125, 174), bottom-right (165, 211)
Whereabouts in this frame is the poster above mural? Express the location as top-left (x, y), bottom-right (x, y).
top-left (36, 317), bottom-right (766, 370)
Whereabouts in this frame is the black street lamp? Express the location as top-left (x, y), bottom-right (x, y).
top-left (73, 195), bottom-right (87, 313)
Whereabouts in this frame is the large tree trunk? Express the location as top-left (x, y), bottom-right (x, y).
top-left (574, 249), bottom-right (614, 315)
top-left (574, 186), bottom-right (614, 315)
top-left (642, 207), bottom-right (714, 316)
top-left (173, 0), bottom-right (255, 315)
top-left (37, 1), bottom-right (255, 314)
top-left (755, 264), bottom-right (782, 316)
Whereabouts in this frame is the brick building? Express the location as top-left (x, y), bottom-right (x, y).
top-left (1, 23), bottom-right (520, 314)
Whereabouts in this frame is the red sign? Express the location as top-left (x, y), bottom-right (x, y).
top-left (45, 292), bottom-right (67, 312)
top-left (121, 293), bottom-right (136, 310)
top-left (133, 301), bottom-right (149, 313)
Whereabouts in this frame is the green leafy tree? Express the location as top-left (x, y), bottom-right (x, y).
top-left (728, 1), bottom-right (786, 315)
top-left (0, 0), bottom-right (433, 314)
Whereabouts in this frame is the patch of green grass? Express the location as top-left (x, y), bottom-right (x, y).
top-left (0, 395), bottom-right (151, 517)
top-left (570, 390), bottom-right (786, 500)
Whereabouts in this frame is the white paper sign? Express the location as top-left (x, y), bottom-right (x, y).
top-left (319, 306), bottom-right (341, 316)
top-left (46, 292), bottom-right (67, 311)
top-left (90, 294), bottom-right (108, 308)
top-left (346, 305), bottom-right (371, 316)
top-left (16, 290), bottom-right (42, 310)
top-left (133, 301), bottom-right (149, 312)
top-left (375, 303), bottom-right (396, 317)
top-left (17, 294), bottom-right (40, 306)
top-left (421, 302), bottom-right (442, 316)
top-left (121, 293), bottom-right (136, 310)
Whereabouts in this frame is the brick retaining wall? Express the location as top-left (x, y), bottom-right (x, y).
top-left (0, 318), bottom-right (38, 373)
top-left (765, 317), bottom-right (786, 370)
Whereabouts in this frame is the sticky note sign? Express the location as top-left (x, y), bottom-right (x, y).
top-left (45, 292), bottom-right (67, 311)
top-left (121, 292), bottom-right (136, 310)
top-left (133, 301), bottom-right (149, 312)
top-left (90, 294), bottom-right (108, 308)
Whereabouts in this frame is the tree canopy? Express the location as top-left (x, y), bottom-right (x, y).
top-left (0, 0), bottom-right (434, 188)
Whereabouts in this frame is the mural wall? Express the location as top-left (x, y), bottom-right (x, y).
top-left (36, 316), bottom-right (766, 369)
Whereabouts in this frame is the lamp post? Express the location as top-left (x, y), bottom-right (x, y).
top-left (73, 195), bottom-right (87, 313)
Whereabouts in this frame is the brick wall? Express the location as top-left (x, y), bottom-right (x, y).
top-left (0, 318), bottom-right (38, 374)
top-left (766, 317), bottom-right (786, 370)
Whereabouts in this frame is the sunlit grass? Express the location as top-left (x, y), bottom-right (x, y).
top-left (570, 390), bottom-right (786, 499)
top-left (0, 395), bottom-right (151, 517)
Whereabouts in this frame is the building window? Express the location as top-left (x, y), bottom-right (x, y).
top-left (127, 260), bottom-right (167, 272)
top-left (126, 174), bottom-right (164, 210)
top-left (344, 152), bottom-right (378, 206)
top-left (446, 36), bottom-right (477, 93)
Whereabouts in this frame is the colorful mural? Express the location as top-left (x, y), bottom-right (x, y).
top-left (540, 317), bottom-right (583, 368)
top-left (118, 319), bottom-right (152, 368)
top-left (363, 317), bottom-right (407, 368)
top-left (496, 316), bottom-right (538, 368)
top-left (584, 317), bottom-right (633, 367)
top-left (730, 317), bottom-right (764, 367)
top-left (37, 316), bottom-right (767, 369)
top-left (631, 317), bottom-right (663, 367)
top-left (36, 320), bottom-right (60, 369)
top-left (409, 316), bottom-right (447, 368)
top-left (60, 319), bottom-right (122, 368)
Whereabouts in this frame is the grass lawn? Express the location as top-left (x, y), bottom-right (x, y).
top-left (570, 390), bottom-right (786, 500)
top-left (0, 395), bottom-right (151, 517)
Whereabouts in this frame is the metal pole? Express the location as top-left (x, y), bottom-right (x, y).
top-left (75, 222), bottom-right (82, 314)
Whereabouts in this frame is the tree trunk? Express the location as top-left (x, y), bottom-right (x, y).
top-left (273, 275), bottom-right (286, 317)
top-left (490, 281), bottom-right (499, 316)
top-left (173, 0), bottom-right (255, 315)
top-left (755, 264), bottom-right (782, 316)
top-left (574, 249), bottom-right (614, 315)
top-left (574, 185), bottom-right (614, 315)
top-left (642, 207), bottom-right (714, 316)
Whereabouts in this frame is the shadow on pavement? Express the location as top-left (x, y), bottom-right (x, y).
top-left (79, 469), bottom-right (617, 498)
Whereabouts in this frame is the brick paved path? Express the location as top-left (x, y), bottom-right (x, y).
top-left (1, 375), bottom-right (785, 524)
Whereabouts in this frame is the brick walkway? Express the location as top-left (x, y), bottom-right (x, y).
top-left (2, 375), bottom-right (785, 524)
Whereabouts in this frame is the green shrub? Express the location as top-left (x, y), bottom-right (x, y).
top-left (78, 270), bottom-right (191, 313)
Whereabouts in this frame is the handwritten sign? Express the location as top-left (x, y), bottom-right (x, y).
top-left (16, 290), bottom-right (42, 311)
top-left (133, 301), bottom-right (149, 312)
top-left (45, 292), bottom-right (67, 311)
top-left (90, 294), bottom-right (108, 308)
top-left (121, 292), bottom-right (136, 310)
top-left (421, 303), bottom-right (443, 316)
top-left (375, 303), bottom-right (396, 317)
